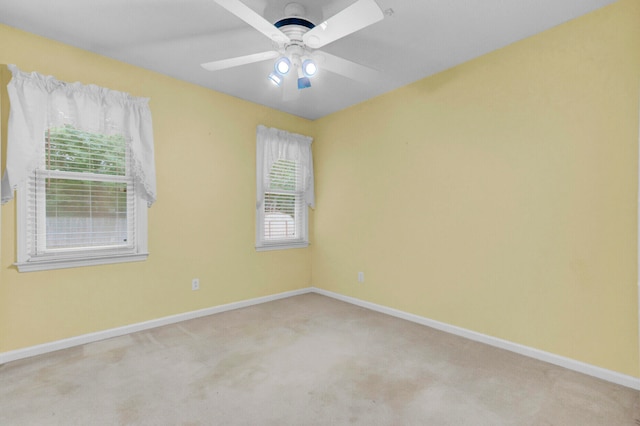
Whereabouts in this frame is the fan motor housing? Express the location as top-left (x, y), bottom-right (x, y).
top-left (275, 16), bottom-right (315, 63)
top-left (274, 17), bottom-right (315, 42)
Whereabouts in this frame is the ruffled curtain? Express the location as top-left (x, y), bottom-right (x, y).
top-left (1, 64), bottom-right (156, 206)
top-left (256, 125), bottom-right (314, 210)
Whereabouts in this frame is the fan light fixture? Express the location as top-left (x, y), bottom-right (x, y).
top-left (268, 72), bottom-right (283, 86)
top-left (297, 77), bottom-right (311, 89)
top-left (269, 57), bottom-right (317, 89)
top-left (302, 59), bottom-right (317, 77)
top-left (297, 65), bottom-right (311, 89)
top-left (274, 57), bottom-right (291, 75)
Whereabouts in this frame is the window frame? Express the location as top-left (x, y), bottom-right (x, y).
top-left (257, 159), bottom-right (309, 251)
top-left (15, 128), bottom-right (149, 272)
top-left (255, 126), bottom-right (313, 252)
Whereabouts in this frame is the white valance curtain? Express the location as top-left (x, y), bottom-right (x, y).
top-left (0, 64), bottom-right (156, 206)
top-left (256, 125), bottom-right (314, 209)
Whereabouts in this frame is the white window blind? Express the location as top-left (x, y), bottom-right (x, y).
top-left (256, 125), bottom-right (314, 251)
top-left (26, 126), bottom-right (136, 257)
top-left (264, 159), bottom-right (306, 241)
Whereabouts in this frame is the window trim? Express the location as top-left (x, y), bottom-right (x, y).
top-left (14, 252), bottom-right (149, 273)
top-left (255, 241), bottom-right (309, 252)
top-left (255, 126), bottom-right (313, 252)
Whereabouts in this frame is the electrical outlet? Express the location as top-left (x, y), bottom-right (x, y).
top-left (358, 272), bottom-right (364, 283)
top-left (192, 278), bottom-right (200, 291)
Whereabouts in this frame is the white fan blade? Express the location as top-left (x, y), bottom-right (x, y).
top-left (201, 50), bottom-right (279, 71)
top-left (214, 0), bottom-right (290, 44)
top-left (314, 51), bottom-right (381, 83)
top-left (303, 0), bottom-right (383, 49)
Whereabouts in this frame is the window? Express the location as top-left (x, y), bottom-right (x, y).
top-left (1, 65), bottom-right (156, 271)
top-left (264, 159), bottom-right (304, 241)
top-left (21, 126), bottom-right (145, 268)
top-left (256, 125), bottom-right (314, 251)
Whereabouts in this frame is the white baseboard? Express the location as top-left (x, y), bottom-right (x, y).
top-left (0, 288), bottom-right (312, 365)
top-left (312, 287), bottom-right (640, 391)
top-left (1, 285), bottom-right (638, 391)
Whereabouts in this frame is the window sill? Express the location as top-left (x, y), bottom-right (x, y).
top-left (256, 242), bottom-right (309, 252)
top-left (15, 253), bottom-right (149, 272)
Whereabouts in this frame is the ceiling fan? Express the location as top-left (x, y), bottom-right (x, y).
top-left (201, 0), bottom-right (385, 96)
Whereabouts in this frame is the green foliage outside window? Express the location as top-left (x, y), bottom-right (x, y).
top-left (46, 125), bottom-right (126, 175)
top-left (45, 125), bottom-right (127, 218)
top-left (266, 159), bottom-right (297, 216)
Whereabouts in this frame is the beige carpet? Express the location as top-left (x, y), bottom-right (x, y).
top-left (1, 293), bottom-right (638, 425)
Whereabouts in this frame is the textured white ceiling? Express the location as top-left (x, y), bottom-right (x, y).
top-left (0, 0), bottom-right (617, 120)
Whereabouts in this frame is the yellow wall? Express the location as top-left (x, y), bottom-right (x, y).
top-left (311, 0), bottom-right (640, 377)
top-left (0, 25), bottom-right (313, 352)
top-left (1, 0), bottom-right (639, 380)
